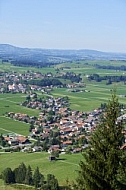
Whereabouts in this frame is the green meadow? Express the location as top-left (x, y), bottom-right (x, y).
top-left (0, 152), bottom-right (83, 185)
top-left (0, 93), bottom-right (40, 136)
top-left (56, 60), bottom-right (126, 76)
top-left (1, 60), bottom-right (126, 76)
top-left (0, 116), bottom-right (30, 136)
top-left (0, 93), bottom-right (40, 117)
top-left (51, 82), bottom-right (126, 111)
top-left (0, 61), bottom-right (57, 74)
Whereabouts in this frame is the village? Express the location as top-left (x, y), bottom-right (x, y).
top-left (1, 92), bottom-right (103, 155)
top-left (0, 70), bottom-right (84, 94)
top-left (0, 70), bottom-right (126, 156)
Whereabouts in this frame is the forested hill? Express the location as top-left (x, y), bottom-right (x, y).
top-left (0, 44), bottom-right (126, 67)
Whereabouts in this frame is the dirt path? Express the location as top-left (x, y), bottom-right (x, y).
top-left (59, 160), bottom-right (79, 166)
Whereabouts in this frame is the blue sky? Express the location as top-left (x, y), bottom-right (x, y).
top-left (0, 0), bottom-right (126, 52)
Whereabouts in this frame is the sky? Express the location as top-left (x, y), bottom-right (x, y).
top-left (0, 0), bottom-right (126, 52)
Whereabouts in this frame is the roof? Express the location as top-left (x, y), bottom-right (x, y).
top-left (120, 143), bottom-right (126, 150)
top-left (16, 136), bottom-right (27, 143)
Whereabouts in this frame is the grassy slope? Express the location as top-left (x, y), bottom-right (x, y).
top-left (0, 152), bottom-right (83, 185)
top-left (0, 116), bottom-right (30, 136)
top-left (0, 93), bottom-right (40, 117)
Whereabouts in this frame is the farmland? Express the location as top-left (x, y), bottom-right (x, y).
top-left (51, 82), bottom-right (126, 111)
top-left (0, 60), bottom-right (126, 189)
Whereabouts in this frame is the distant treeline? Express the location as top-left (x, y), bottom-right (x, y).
top-left (58, 72), bottom-right (82, 83)
top-left (10, 60), bottom-right (56, 68)
top-left (88, 74), bottom-right (126, 84)
top-left (23, 78), bottom-right (63, 87)
top-left (95, 64), bottom-right (126, 71)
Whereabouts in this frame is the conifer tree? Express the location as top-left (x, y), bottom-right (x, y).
top-left (2, 167), bottom-right (14, 184)
top-left (24, 165), bottom-right (33, 185)
top-left (46, 174), bottom-right (59, 190)
top-left (33, 166), bottom-right (41, 188)
top-left (13, 162), bottom-right (27, 184)
top-left (76, 92), bottom-right (126, 190)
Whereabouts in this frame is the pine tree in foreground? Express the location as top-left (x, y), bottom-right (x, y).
top-left (75, 92), bottom-right (126, 190)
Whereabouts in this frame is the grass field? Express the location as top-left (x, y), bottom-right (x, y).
top-left (55, 60), bottom-right (126, 76)
top-left (0, 152), bottom-right (83, 186)
top-left (0, 93), bottom-right (41, 136)
top-left (0, 62), bottom-right (57, 74)
top-left (1, 60), bottom-right (126, 76)
top-left (51, 82), bottom-right (126, 111)
top-left (0, 116), bottom-right (30, 136)
top-left (0, 93), bottom-right (40, 117)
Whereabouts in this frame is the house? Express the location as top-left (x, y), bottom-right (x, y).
top-left (48, 145), bottom-right (60, 153)
top-left (32, 146), bottom-right (43, 152)
top-left (60, 127), bottom-right (72, 135)
top-left (62, 140), bottom-right (72, 147)
top-left (49, 155), bottom-right (56, 161)
top-left (120, 143), bottom-right (126, 150)
top-left (72, 147), bottom-right (82, 153)
top-left (8, 139), bottom-right (19, 146)
top-left (4, 136), bottom-right (11, 142)
top-left (16, 136), bottom-right (29, 144)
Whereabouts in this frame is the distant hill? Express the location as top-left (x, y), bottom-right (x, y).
top-left (0, 44), bottom-right (126, 67)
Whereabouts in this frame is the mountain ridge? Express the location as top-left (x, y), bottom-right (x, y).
top-left (0, 44), bottom-right (126, 62)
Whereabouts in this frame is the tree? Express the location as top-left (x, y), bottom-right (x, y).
top-left (116, 151), bottom-right (126, 186)
top-left (46, 174), bottom-right (59, 190)
top-left (24, 165), bottom-right (33, 185)
top-left (29, 124), bottom-right (34, 132)
top-left (2, 167), bottom-right (14, 184)
top-left (33, 167), bottom-right (41, 188)
top-left (0, 134), bottom-right (7, 147)
top-left (26, 95), bottom-right (31, 102)
top-left (13, 162), bottom-right (27, 184)
top-left (51, 150), bottom-right (59, 158)
top-left (39, 173), bottom-right (45, 188)
top-left (75, 92), bottom-right (126, 190)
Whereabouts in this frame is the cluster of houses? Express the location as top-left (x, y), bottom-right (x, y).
top-left (0, 70), bottom-right (86, 94)
top-left (2, 98), bottom-right (126, 153)
top-left (4, 97), bottom-right (126, 153)
top-left (4, 135), bottom-right (30, 146)
top-left (21, 95), bottom-right (69, 110)
top-left (5, 101), bottom-right (103, 153)
top-left (0, 71), bottom-right (53, 93)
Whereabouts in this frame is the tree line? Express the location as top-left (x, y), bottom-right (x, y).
top-left (1, 162), bottom-right (59, 190)
top-left (88, 73), bottom-right (126, 84)
top-left (58, 72), bottom-right (82, 83)
top-left (22, 78), bottom-right (63, 87)
top-left (10, 59), bottom-right (56, 68)
top-left (95, 63), bottom-right (126, 71)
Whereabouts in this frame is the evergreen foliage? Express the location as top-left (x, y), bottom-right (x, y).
top-left (33, 166), bottom-right (41, 188)
top-left (24, 165), bottom-right (33, 185)
top-left (14, 162), bottom-right (27, 184)
top-left (75, 92), bottom-right (126, 190)
top-left (2, 167), bottom-right (14, 184)
top-left (46, 174), bottom-right (59, 190)
top-left (2, 163), bottom-right (59, 189)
